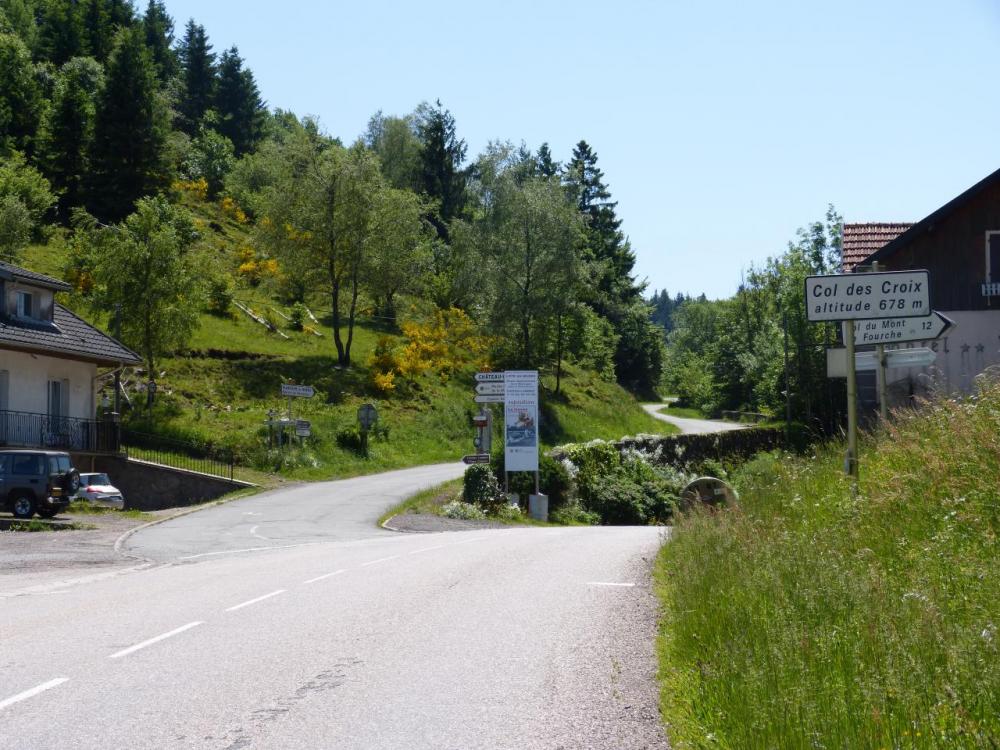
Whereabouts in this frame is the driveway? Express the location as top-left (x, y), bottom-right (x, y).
top-left (643, 402), bottom-right (748, 435)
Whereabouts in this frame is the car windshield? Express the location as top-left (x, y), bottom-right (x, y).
top-left (84, 473), bottom-right (111, 485)
top-left (49, 455), bottom-right (70, 474)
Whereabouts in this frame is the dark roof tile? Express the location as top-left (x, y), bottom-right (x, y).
top-left (0, 303), bottom-right (141, 365)
top-left (842, 223), bottom-right (913, 272)
top-left (0, 260), bottom-right (71, 291)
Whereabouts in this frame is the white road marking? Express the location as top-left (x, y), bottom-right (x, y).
top-left (178, 542), bottom-right (322, 560)
top-left (302, 569), bottom-right (346, 585)
top-left (408, 545), bottom-right (446, 555)
top-left (586, 582), bottom-right (637, 587)
top-left (249, 525), bottom-right (270, 541)
top-left (0, 678), bottom-right (69, 712)
top-left (109, 621), bottom-right (205, 659)
top-left (225, 589), bottom-right (287, 612)
top-left (361, 555), bottom-right (399, 567)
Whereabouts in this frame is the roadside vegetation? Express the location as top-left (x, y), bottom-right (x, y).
top-left (656, 380), bottom-right (1000, 748)
top-left (656, 404), bottom-right (706, 420)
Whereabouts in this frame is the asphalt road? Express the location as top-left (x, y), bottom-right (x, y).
top-left (1, 463), bottom-right (669, 749)
top-left (642, 403), bottom-right (748, 435)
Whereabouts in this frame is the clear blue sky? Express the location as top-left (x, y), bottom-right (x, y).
top-left (162, 0), bottom-right (1000, 299)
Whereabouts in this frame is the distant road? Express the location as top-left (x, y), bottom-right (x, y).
top-left (643, 403), bottom-right (748, 435)
top-left (2, 462), bottom-right (669, 749)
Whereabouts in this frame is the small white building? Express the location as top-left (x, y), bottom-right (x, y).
top-left (0, 261), bottom-right (140, 452)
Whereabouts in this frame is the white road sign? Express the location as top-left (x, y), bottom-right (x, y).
top-left (474, 394), bottom-right (504, 403)
top-left (853, 311), bottom-right (953, 346)
top-left (805, 270), bottom-right (930, 322)
top-left (280, 383), bottom-right (315, 398)
top-left (827, 347), bottom-right (938, 376)
top-left (475, 382), bottom-right (504, 395)
top-left (504, 371), bottom-right (539, 472)
top-left (475, 372), bottom-right (505, 382)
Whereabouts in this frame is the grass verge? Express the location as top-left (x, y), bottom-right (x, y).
top-left (657, 404), bottom-right (707, 420)
top-left (655, 382), bottom-right (1000, 748)
top-left (378, 478), bottom-right (462, 526)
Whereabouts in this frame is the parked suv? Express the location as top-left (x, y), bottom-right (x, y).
top-left (0, 450), bottom-right (81, 519)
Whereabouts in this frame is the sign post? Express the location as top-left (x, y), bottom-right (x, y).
top-left (504, 370), bottom-right (542, 514)
top-left (357, 403), bottom-right (378, 457)
top-left (806, 269), bottom-right (930, 483)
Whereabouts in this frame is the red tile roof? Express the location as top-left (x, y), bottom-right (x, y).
top-left (842, 223), bottom-right (912, 271)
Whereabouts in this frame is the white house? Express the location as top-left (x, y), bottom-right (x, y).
top-left (0, 261), bottom-right (140, 452)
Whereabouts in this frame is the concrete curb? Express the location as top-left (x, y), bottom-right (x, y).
top-left (379, 514), bottom-right (424, 534)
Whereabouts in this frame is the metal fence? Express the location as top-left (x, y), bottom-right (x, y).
top-left (0, 410), bottom-right (120, 453)
top-left (121, 430), bottom-right (236, 481)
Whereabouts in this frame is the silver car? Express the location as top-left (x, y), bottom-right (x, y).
top-left (76, 472), bottom-right (125, 509)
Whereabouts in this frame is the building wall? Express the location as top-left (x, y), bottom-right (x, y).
top-left (0, 349), bottom-right (96, 418)
top-left (882, 310), bottom-right (1000, 401)
top-left (879, 182), bottom-right (1000, 311)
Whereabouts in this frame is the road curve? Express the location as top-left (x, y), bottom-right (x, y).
top-left (643, 403), bottom-right (748, 435)
top-left (1, 461), bottom-right (669, 748)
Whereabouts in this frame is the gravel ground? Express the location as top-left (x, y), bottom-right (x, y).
top-left (383, 511), bottom-right (510, 533)
top-left (0, 508), bottom-right (178, 596)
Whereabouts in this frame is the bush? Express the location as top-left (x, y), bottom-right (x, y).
top-left (441, 501), bottom-right (486, 520)
top-left (550, 501), bottom-right (600, 526)
top-left (491, 448), bottom-right (573, 510)
top-left (579, 473), bottom-right (650, 525)
top-left (289, 302), bottom-right (306, 331)
top-left (463, 464), bottom-right (506, 515)
top-left (206, 275), bottom-right (233, 316)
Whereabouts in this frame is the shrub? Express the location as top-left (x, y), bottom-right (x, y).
top-left (491, 448), bottom-right (573, 510)
top-left (463, 464), bottom-right (506, 515)
top-left (550, 501), bottom-right (600, 526)
top-left (289, 302), bottom-right (306, 331)
top-left (579, 473), bottom-right (650, 525)
top-left (441, 501), bottom-right (486, 520)
top-left (206, 275), bottom-right (233, 316)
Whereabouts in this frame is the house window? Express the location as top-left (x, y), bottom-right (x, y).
top-left (15, 291), bottom-right (33, 319)
top-left (988, 232), bottom-right (1000, 283)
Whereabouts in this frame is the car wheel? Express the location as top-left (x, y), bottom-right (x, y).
top-left (62, 470), bottom-right (81, 495)
top-left (11, 494), bottom-right (36, 519)
top-left (36, 508), bottom-right (59, 519)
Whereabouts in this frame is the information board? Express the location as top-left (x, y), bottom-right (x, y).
top-left (805, 270), bottom-right (930, 322)
top-left (503, 370), bottom-right (538, 472)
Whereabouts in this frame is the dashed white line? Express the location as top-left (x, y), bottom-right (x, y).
top-left (109, 621), bottom-right (205, 659)
top-left (302, 569), bottom-right (346, 585)
top-left (0, 678), bottom-right (69, 712)
top-left (408, 545), bottom-right (446, 555)
top-left (225, 589), bottom-right (287, 612)
top-left (361, 555), bottom-right (399, 567)
top-left (586, 582), bottom-right (637, 587)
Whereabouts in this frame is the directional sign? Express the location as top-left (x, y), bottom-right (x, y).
top-left (475, 372), bottom-right (505, 382)
top-left (462, 453), bottom-right (491, 465)
top-left (475, 382), bottom-right (504, 395)
top-left (805, 270), bottom-right (930, 322)
top-left (853, 311), bottom-right (954, 346)
top-left (281, 383), bottom-right (315, 398)
top-left (827, 347), bottom-right (938, 376)
top-left (474, 394), bottom-right (504, 403)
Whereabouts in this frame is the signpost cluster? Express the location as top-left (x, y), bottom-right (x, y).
top-left (806, 266), bottom-right (951, 482)
top-left (464, 370), bottom-right (545, 519)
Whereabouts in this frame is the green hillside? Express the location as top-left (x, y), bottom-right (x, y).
top-left (24, 195), bottom-right (675, 481)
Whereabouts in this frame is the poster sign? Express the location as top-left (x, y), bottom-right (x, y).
top-left (504, 370), bottom-right (538, 472)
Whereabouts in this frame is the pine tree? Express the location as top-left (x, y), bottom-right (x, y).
top-left (37, 0), bottom-right (84, 65)
top-left (141, 0), bottom-right (175, 81)
top-left (415, 99), bottom-right (467, 241)
top-left (564, 139), bottom-right (642, 311)
top-left (36, 56), bottom-right (103, 218)
top-left (88, 25), bottom-right (168, 220)
top-left (535, 142), bottom-right (559, 178)
top-left (1, 0), bottom-right (39, 53)
top-left (0, 31), bottom-right (42, 153)
top-left (177, 19), bottom-right (216, 135)
top-left (214, 46), bottom-right (265, 156)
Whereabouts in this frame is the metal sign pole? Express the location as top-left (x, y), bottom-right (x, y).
top-left (871, 261), bottom-right (889, 422)
top-left (844, 320), bottom-right (859, 484)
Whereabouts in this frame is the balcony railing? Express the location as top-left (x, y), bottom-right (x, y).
top-left (983, 282), bottom-right (1000, 297)
top-left (0, 410), bottom-right (121, 453)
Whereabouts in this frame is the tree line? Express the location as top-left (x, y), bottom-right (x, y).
top-left (0, 0), bottom-right (665, 395)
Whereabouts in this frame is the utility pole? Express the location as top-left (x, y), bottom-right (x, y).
top-left (843, 318), bottom-right (859, 484)
top-left (113, 303), bottom-right (122, 416)
top-left (782, 309), bottom-right (791, 443)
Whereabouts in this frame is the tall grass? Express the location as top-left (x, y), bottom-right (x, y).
top-left (656, 380), bottom-right (1000, 749)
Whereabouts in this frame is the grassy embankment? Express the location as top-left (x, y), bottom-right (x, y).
top-left (22, 195), bottom-right (675, 482)
top-left (656, 382), bottom-right (1000, 748)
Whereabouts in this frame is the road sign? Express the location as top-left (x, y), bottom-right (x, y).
top-left (295, 419), bottom-right (311, 437)
top-left (474, 394), bottom-right (504, 403)
top-left (357, 403), bottom-right (378, 430)
top-left (827, 347), bottom-right (938, 376)
top-left (805, 270), bottom-right (930, 322)
top-left (475, 382), bottom-right (504, 395)
top-left (281, 383), bottom-right (315, 398)
top-left (462, 453), bottom-right (491, 465)
top-left (852, 311), bottom-right (954, 346)
top-left (475, 372), bottom-right (505, 382)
